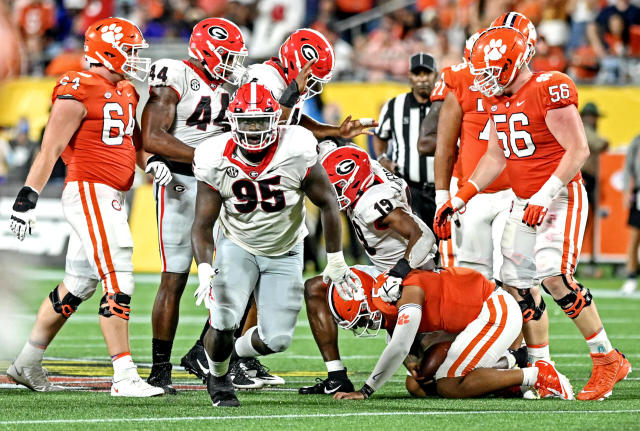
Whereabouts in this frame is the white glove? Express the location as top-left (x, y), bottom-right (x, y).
top-left (145, 155), bottom-right (173, 186)
top-left (9, 186), bottom-right (39, 241)
top-left (195, 263), bottom-right (218, 307)
top-left (322, 252), bottom-right (358, 300)
top-left (379, 275), bottom-right (403, 303)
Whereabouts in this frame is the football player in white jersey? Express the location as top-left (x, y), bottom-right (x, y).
top-left (298, 145), bottom-right (438, 395)
top-left (242, 28), bottom-right (377, 139)
top-left (191, 82), bottom-right (356, 407)
top-left (141, 17), bottom-right (252, 393)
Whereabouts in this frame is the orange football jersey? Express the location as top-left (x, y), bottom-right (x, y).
top-left (373, 267), bottom-right (495, 334)
top-left (481, 71), bottom-right (581, 199)
top-left (446, 62), bottom-right (510, 194)
top-left (430, 66), bottom-right (452, 103)
top-left (53, 70), bottom-right (140, 192)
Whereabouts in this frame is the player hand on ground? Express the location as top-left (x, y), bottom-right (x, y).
top-left (9, 186), bottom-right (39, 241)
top-left (195, 263), bottom-right (218, 307)
top-left (379, 275), bottom-right (403, 303)
top-left (322, 252), bottom-right (358, 300)
top-left (339, 116), bottom-right (379, 139)
top-left (333, 391), bottom-right (365, 400)
top-left (145, 155), bottom-right (173, 187)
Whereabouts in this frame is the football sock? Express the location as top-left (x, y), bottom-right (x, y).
top-left (198, 319), bottom-right (211, 344)
top-left (328, 369), bottom-right (348, 380)
top-left (111, 352), bottom-right (135, 375)
top-left (234, 327), bottom-right (260, 358)
top-left (151, 338), bottom-right (172, 364)
top-left (17, 340), bottom-right (46, 364)
top-left (205, 349), bottom-right (230, 377)
top-left (521, 366), bottom-right (539, 386)
top-left (526, 343), bottom-right (550, 364)
top-left (586, 328), bottom-right (613, 354)
top-left (325, 359), bottom-right (345, 373)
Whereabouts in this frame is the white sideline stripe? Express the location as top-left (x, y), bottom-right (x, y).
top-left (2, 410), bottom-right (640, 425)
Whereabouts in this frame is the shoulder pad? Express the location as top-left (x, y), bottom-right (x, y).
top-left (148, 59), bottom-right (187, 99)
top-left (534, 71), bottom-right (578, 112)
top-left (52, 71), bottom-right (96, 103)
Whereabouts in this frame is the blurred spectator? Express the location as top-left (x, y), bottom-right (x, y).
top-left (566, 0), bottom-right (598, 55)
top-left (225, 0), bottom-right (255, 43)
top-left (622, 133), bottom-right (640, 295)
top-left (587, 0), bottom-right (640, 57)
top-left (5, 119), bottom-right (37, 183)
top-left (249, 0), bottom-right (304, 61)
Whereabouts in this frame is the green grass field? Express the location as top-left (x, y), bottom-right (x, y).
top-left (1, 271), bottom-right (639, 430)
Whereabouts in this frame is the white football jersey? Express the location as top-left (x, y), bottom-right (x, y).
top-left (348, 165), bottom-right (436, 271)
top-left (148, 58), bottom-right (231, 148)
top-left (193, 126), bottom-right (318, 256)
top-left (242, 61), bottom-right (304, 125)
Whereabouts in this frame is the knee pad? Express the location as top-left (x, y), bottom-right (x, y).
top-left (516, 288), bottom-right (546, 323)
top-left (542, 275), bottom-right (592, 319)
top-left (98, 292), bottom-right (131, 320)
top-left (49, 286), bottom-right (82, 318)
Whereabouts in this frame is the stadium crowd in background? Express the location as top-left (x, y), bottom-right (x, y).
top-left (5, 0), bottom-right (640, 84)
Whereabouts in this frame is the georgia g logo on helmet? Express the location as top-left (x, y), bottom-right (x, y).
top-left (301, 44), bottom-right (319, 62)
top-left (208, 25), bottom-right (229, 40)
top-left (336, 159), bottom-right (356, 175)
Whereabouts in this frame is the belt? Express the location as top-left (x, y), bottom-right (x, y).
top-left (170, 161), bottom-right (194, 177)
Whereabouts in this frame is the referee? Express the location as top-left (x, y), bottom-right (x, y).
top-left (373, 52), bottom-right (438, 227)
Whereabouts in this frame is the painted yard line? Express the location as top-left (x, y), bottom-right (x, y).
top-left (2, 410), bottom-right (640, 426)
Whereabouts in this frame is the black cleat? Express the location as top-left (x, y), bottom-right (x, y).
top-left (147, 362), bottom-right (177, 395)
top-left (180, 342), bottom-right (210, 381)
top-left (240, 358), bottom-right (285, 385)
top-left (229, 360), bottom-right (263, 389)
top-left (509, 346), bottom-right (529, 369)
top-left (299, 370), bottom-right (354, 395)
top-left (207, 374), bottom-right (240, 407)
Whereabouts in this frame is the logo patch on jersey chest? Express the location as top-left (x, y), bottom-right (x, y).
top-left (336, 159), bottom-right (356, 175)
top-left (190, 79), bottom-right (200, 91)
top-left (226, 167), bottom-right (238, 178)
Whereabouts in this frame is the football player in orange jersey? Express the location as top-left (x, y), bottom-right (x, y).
top-left (329, 269), bottom-right (573, 400)
top-left (435, 25), bottom-right (631, 401)
top-left (7, 17), bottom-right (167, 397)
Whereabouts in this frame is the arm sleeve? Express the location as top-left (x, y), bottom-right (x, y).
top-left (365, 304), bottom-right (422, 392)
top-left (375, 99), bottom-right (392, 140)
top-left (148, 59), bottom-right (186, 100)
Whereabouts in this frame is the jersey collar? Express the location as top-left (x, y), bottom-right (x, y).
top-left (183, 60), bottom-right (222, 89)
top-left (223, 136), bottom-right (280, 179)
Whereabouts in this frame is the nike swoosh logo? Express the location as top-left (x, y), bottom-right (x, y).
top-left (324, 385), bottom-right (341, 394)
top-left (196, 359), bottom-right (209, 374)
top-left (517, 100), bottom-right (525, 106)
top-left (372, 371), bottom-right (384, 380)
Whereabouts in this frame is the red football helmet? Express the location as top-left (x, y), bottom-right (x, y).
top-left (188, 18), bottom-right (248, 85)
top-left (490, 12), bottom-right (537, 64)
top-left (278, 28), bottom-right (335, 100)
top-left (321, 146), bottom-right (375, 211)
top-left (327, 268), bottom-right (382, 337)
top-left (228, 82), bottom-right (281, 152)
top-left (464, 29), bottom-right (484, 63)
top-left (84, 17), bottom-right (150, 82)
top-left (469, 27), bottom-right (528, 97)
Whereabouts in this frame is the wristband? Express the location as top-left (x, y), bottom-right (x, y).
top-left (435, 189), bottom-right (450, 207)
top-left (360, 383), bottom-right (375, 399)
top-left (13, 186), bottom-right (39, 212)
top-left (279, 80), bottom-right (300, 108)
top-left (388, 258), bottom-right (411, 279)
top-left (146, 154), bottom-right (172, 168)
top-left (455, 180), bottom-right (480, 204)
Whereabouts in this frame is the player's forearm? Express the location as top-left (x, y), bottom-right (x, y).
top-left (321, 205), bottom-right (343, 253)
top-left (373, 136), bottom-right (388, 158)
top-left (24, 147), bottom-right (63, 193)
top-left (191, 224), bottom-right (215, 266)
top-left (434, 141), bottom-right (456, 191)
top-left (364, 305), bottom-right (422, 394)
top-left (468, 151), bottom-right (506, 192)
top-left (299, 115), bottom-right (338, 140)
top-left (551, 145), bottom-right (589, 185)
top-left (143, 130), bottom-right (195, 164)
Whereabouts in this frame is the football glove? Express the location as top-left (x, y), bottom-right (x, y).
top-left (145, 155), bottom-right (173, 187)
top-left (522, 176), bottom-right (564, 227)
top-left (379, 275), bottom-right (402, 303)
top-left (195, 263), bottom-right (218, 308)
top-left (322, 252), bottom-right (358, 301)
top-left (9, 186), bottom-right (39, 241)
top-left (433, 181), bottom-right (479, 240)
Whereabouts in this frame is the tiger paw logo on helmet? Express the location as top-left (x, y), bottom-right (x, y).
top-left (100, 23), bottom-right (124, 44)
top-left (484, 39), bottom-right (507, 61)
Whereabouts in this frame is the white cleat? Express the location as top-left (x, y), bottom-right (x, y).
top-left (111, 368), bottom-right (164, 397)
top-left (621, 279), bottom-right (637, 295)
top-left (6, 362), bottom-right (66, 392)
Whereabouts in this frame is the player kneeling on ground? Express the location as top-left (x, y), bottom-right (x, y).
top-left (330, 269), bottom-right (574, 400)
top-left (191, 82), bottom-right (356, 407)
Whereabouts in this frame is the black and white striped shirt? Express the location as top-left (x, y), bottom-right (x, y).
top-left (375, 92), bottom-right (433, 185)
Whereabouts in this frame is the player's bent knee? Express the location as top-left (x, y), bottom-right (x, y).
top-left (542, 275), bottom-right (592, 319)
top-left (516, 288), bottom-right (546, 323)
top-left (98, 292), bottom-right (131, 320)
top-left (304, 276), bottom-right (326, 300)
top-left (49, 285), bottom-right (83, 318)
top-left (264, 334), bottom-right (292, 353)
top-left (436, 377), bottom-right (464, 399)
top-left (113, 271), bottom-right (135, 296)
top-left (61, 274), bottom-right (98, 301)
